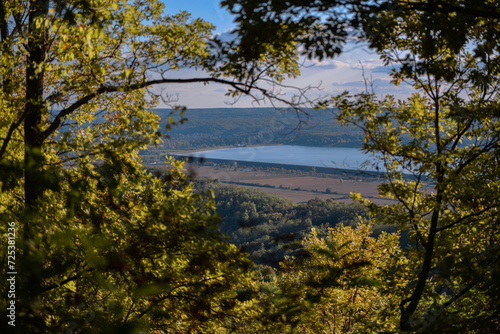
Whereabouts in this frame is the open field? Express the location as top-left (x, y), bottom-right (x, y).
top-left (185, 165), bottom-right (399, 204)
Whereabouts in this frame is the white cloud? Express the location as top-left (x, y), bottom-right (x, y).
top-left (147, 35), bottom-right (414, 108)
top-left (303, 59), bottom-right (353, 70)
top-left (212, 28), bottom-right (238, 42)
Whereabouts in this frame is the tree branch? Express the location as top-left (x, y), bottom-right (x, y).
top-left (398, 0), bottom-right (500, 20)
top-left (0, 110), bottom-right (25, 160)
top-left (42, 76), bottom-right (257, 140)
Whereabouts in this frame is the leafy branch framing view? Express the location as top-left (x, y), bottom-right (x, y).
top-left (1, 0), bottom-right (499, 333)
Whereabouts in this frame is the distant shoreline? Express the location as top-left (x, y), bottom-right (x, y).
top-left (169, 143), bottom-right (362, 155)
top-left (169, 154), bottom-right (385, 179)
top-left (167, 144), bottom-right (286, 155)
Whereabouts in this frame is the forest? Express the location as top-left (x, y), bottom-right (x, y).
top-left (147, 108), bottom-right (364, 151)
top-left (192, 179), bottom-right (378, 267)
top-left (1, 0), bottom-right (500, 333)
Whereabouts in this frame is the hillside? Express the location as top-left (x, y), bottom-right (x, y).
top-left (152, 107), bottom-right (364, 150)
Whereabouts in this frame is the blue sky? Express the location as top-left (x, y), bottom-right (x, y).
top-left (161, 0), bottom-right (235, 33)
top-left (156, 1), bottom-right (411, 108)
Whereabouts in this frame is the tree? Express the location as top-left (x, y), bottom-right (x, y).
top-left (260, 223), bottom-right (403, 333)
top-left (7, 157), bottom-right (261, 333)
top-left (221, 0), bottom-right (500, 62)
top-left (224, 0), bottom-right (500, 332)
top-left (333, 1), bottom-right (500, 331)
top-left (335, 90), bottom-right (500, 332)
top-left (0, 0), bottom-right (302, 332)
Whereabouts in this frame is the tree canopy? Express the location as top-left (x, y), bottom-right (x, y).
top-left (2, 0), bottom-right (500, 332)
top-left (221, 0), bottom-right (500, 60)
top-left (224, 0), bottom-right (500, 332)
top-left (0, 0), bottom-right (302, 332)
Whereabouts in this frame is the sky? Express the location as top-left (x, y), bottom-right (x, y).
top-left (156, 1), bottom-right (412, 108)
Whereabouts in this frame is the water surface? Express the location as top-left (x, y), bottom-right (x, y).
top-left (179, 145), bottom-right (383, 172)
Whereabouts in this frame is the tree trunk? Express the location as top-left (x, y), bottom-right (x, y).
top-left (24, 0), bottom-right (48, 207)
top-left (21, 2), bottom-right (49, 331)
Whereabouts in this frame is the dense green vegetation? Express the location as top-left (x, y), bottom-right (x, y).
top-left (223, 0), bottom-right (500, 331)
top-left (2, 0), bottom-right (500, 333)
top-left (193, 179), bottom-right (373, 267)
top-left (0, 0), bottom-right (300, 332)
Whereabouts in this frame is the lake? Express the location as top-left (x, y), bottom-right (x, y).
top-left (178, 145), bottom-right (383, 172)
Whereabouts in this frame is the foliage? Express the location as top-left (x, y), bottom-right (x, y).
top-left (333, 4), bottom-right (500, 329)
top-left (221, 0), bottom-right (500, 63)
top-left (256, 223), bottom-right (403, 333)
top-left (194, 180), bottom-right (372, 268)
top-left (335, 90), bottom-right (500, 332)
top-left (2, 157), bottom-right (259, 333)
top-left (220, 0), bottom-right (354, 61)
top-left (225, 0), bottom-right (500, 332)
top-left (0, 0), bottom-right (303, 332)
top-left (4, 0), bottom-right (500, 332)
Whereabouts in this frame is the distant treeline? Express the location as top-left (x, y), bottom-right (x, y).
top-left (151, 107), bottom-right (364, 150)
top-left (144, 167), bottom-right (400, 268)
top-left (172, 156), bottom-right (385, 179)
top-left (192, 179), bottom-right (395, 268)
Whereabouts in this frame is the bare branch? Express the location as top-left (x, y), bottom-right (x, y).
top-left (0, 110), bottom-right (25, 160)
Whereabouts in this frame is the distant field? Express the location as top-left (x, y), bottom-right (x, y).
top-left (143, 108), bottom-right (394, 203)
top-left (186, 165), bottom-right (396, 205)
